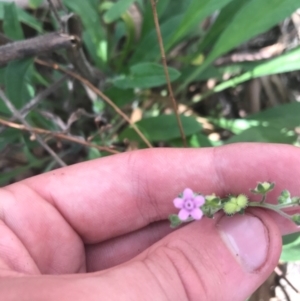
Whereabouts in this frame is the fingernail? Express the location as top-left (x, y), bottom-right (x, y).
top-left (218, 214), bottom-right (269, 272)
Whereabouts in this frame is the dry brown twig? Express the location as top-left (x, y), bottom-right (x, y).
top-left (0, 118), bottom-right (120, 155)
top-left (0, 32), bottom-right (77, 66)
top-left (0, 89), bottom-right (67, 167)
top-left (35, 59), bottom-right (153, 148)
top-left (150, 0), bottom-right (187, 147)
top-left (0, 75), bottom-right (67, 134)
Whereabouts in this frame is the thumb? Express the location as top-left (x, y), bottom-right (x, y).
top-left (129, 208), bottom-right (282, 301)
top-left (0, 209), bottom-right (281, 301)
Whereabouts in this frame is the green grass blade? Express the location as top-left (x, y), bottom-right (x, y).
top-left (103, 0), bottom-right (135, 23)
top-left (166, 0), bottom-right (232, 50)
top-left (179, 0), bottom-right (300, 91)
top-left (4, 58), bottom-right (34, 110)
top-left (3, 2), bottom-right (24, 40)
top-left (113, 62), bottom-right (180, 89)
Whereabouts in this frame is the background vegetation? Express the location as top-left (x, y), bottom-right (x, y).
top-left (0, 0), bottom-right (300, 299)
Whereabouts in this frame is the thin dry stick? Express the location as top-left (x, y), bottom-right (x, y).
top-left (0, 89), bottom-right (67, 167)
top-left (35, 59), bottom-right (153, 148)
top-left (150, 0), bottom-right (187, 147)
top-left (0, 32), bottom-right (76, 66)
top-left (0, 118), bottom-right (120, 155)
top-left (0, 76), bottom-right (67, 134)
top-left (46, 0), bottom-right (65, 31)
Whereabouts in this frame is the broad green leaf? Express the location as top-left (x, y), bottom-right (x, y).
top-left (225, 126), bottom-right (297, 144)
top-left (104, 86), bottom-right (134, 107)
top-left (247, 102), bottom-right (300, 128)
top-left (4, 58), bottom-right (34, 110)
top-left (166, 0), bottom-right (232, 50)
top-left (193, 47), bottom-right (300, 102)
top-left (3, 2), bottom-right (24, 40)
top-left (180, 0), bottom-right (300, 90)
top-left (197, 0), bottom-right (249, 53)
top-left (103, 0), bottom-right (135, 23)
top-left (119, 114), bottom-right (201, 143)
top-left (214, 102), bottom-right (300, 144)
top-left (113, 62), bottom-right (180, 89)
top-left (281, 233), bottom-right (300, 262)
top-left (211, 118), bottom-right (258, 135)
top-left (213, 102), bottom-right (300, 134)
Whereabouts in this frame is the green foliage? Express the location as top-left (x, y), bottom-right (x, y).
top-left (104, 0), bottom-right (136, 23)
top-left (281, 233), bottom-right (300, 262)
top-left (4, 58), bottom-right (34, 110)
top-left (113, 62), bottom-right (180, 89)
top-left (180, 0), bottom-right (300, 89)
top-left (3, 2), bottom-right (24, 40)
top-left (119, 114), bottom-right (201, 144)
top-left (0, 2), bottom-right (42, 32)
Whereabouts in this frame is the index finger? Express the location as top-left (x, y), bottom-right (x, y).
top-left (16, 143), bottom-right (300, 243)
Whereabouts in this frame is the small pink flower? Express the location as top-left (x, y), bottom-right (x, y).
top-left (173, 188), bottom-right (205, 221)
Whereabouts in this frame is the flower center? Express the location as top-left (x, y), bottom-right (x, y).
top-left (184, 199), bottom-right (195, 211)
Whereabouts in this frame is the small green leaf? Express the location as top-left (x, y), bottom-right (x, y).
top-left (113, 63), bottom-right (180, 89)
top-left (292, 214), bottom-right (300, 226)
top-left (169, 214), bottom-right (182, 228)
top-left (103, 0), bottom-right (135, 23)
top-left (119, 114), bottom-right (201, 143)
top-left (4, 58), bottom-right (34, 110)
top-left (3, 2), bottom-right (24, 40)
top-left (251, 182), bottom-right (275, 194)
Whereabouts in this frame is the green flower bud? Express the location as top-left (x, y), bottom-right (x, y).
top-left (278, 196), bottom-right (287, 204)
top-left (251, 182), bottom-right (275, 194)
top-left (292, 214), bottom-right (300, 226)
top-left (291, 197), bottom-right (300, 204)
top-left (223, 194), bottom-right (248, 216)
top-left (281, 190), bottom-right (290, 198)
top-left (223, 201), bottom-right (239, 216)
top-left (236, 194), bottom-right (248, 208)
top-left (205, 194), bottom-right (221, 208)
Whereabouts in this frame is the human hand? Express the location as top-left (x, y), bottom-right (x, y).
top-left (0, 143), bottom-right (299, 301)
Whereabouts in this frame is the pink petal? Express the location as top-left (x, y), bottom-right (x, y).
top-left (183, 188), bottom-right (194, 199)
top-left (191, 208), bottom-right (203, 220)
top-left (194, 195), bottom-right (205, 207)
top-left (178, 209), bottom-right (190, 221)
top-left (173, 198), bottom-right (184, 209)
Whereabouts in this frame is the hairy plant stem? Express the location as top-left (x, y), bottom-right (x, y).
top-left (248, 202), bottom-right (294, 221)
top-left (260, 194), bottom-right (266, 203)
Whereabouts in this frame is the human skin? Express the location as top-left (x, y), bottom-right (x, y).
top-left (0, 143), bottom-right (299, 300)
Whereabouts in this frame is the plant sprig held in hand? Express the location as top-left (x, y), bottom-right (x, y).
top-left (169, 182), bottom-right (300, 228)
